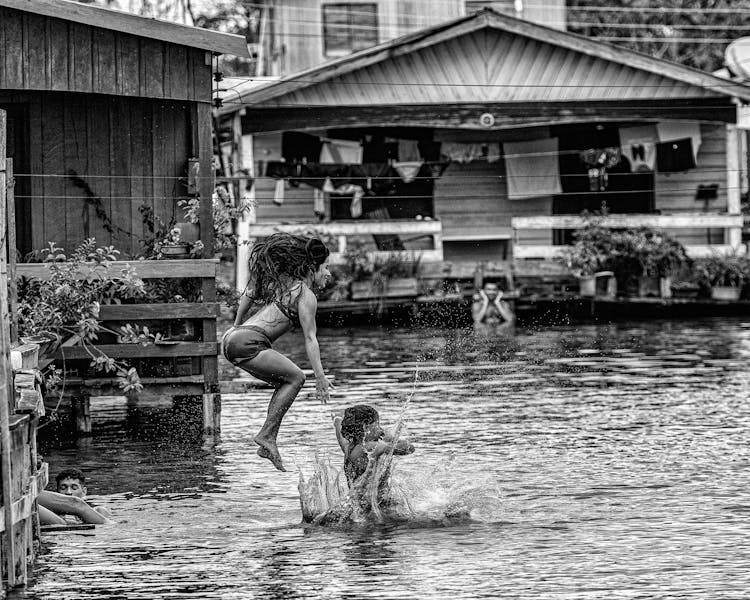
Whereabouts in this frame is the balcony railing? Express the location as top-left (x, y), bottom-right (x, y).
top-left (511, 213), bottom-right (744, 259)
top-left (240, 219), bottom-right (444, 262)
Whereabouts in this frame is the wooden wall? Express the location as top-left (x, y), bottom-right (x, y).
top-left (654, 123), bottom-right (727, 245)
top-left (23, 93), bottom-right (196, 257)
top-left (434, 128), bottom-right (553, 261)
top-left (0, 6), bottom-right (211, 102)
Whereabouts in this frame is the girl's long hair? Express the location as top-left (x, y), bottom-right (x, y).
top-left (245, 233), bottom-right (329, 305)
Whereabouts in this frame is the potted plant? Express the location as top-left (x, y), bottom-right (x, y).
top-left (696, 253), bottom-right (746, 301)
top-left (342, 240), bottom-right (421, 300)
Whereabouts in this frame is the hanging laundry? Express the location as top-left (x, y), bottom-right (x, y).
top-left (319, 138), bottom-right (363, 164)
top-left (580, 148), bottom-right (622, 191)
top-left (273, 178), bottom-right (285, 206)
top-left (618, 125), bottom-right (658, 172)
top-left (397, 139), bottom-right (421, 162)
top-left (503, 138), bottom-right (562, 199)
top-left (441, 142), bottom-right (500, 164)
top-left (656, 138), bottom-right (696, 173)
top-left (327, 184), bottom-right (366, 218)
top-left (656, 122), bottom-right (701, 161)
top-left (313, 189), bottom-right (326, 218)
top-left (392, 161), bottom-right (424, 183)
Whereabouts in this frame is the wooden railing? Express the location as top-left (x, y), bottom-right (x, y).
top-left (512, 213), bottom-right (744, 259)
top-left (240, 219), bottom-right (444, 263)
top-left (16, 259), bottom-right (221, 433)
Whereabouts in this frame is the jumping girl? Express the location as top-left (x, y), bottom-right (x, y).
top-left (223, 233), bottom-right (334, 472)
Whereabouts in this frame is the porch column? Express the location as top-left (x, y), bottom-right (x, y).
top-left (236, 132), bottom-right (255, 293)
top-left (726, 124), bottom-right (743, 250)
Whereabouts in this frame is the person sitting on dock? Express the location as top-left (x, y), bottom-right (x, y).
top-left (472, 282), bottom-right (515, 325)
top-left (223, 233), bottom-right (335, 472)
top-left (37, 468), bottom-right (114, 525)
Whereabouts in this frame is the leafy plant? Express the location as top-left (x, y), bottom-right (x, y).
top-left (17, 239), bottom-right (148, 393)
top-left (178, 185), bottom-right (253, 254)
top-left (695, 253), bottom-right (748, 288)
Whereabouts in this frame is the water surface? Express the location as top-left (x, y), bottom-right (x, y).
top-left (28, 318), bottom-right (750, 599)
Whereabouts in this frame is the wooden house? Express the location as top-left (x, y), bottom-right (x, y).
top-left (252, 0), bottom-right (566, 76)
top-left (0, 0), bottom-right (249, 434)
top-left (216, 8), bottom-right (750, 282)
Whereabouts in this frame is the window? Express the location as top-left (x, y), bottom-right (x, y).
top-left (322, 3), bottom-right (378, 57)
top-left (465, 1), bottom-right (516, 16)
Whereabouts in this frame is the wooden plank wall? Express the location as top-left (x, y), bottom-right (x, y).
top-left (27, 94), bottom-right (193, 257)
top-left (654, 123), bottom-right (728, 245)
top-left (433, 128), bottom-right (553, 257)
top-left (0, 6), bottom-right (211, 102)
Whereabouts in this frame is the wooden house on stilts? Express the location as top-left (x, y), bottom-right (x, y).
top-left (216, 8), bottom-right (750, 296)
top-left (0, 0), bottom-right (249, 435)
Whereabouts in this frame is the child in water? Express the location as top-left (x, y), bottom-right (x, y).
top-left (333, 404), bottom-right (414, 487)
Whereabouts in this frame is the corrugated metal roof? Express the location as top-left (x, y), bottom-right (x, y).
top-left (219, 8), bottom-right (750, 112)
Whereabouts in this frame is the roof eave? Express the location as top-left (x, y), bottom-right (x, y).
top-left (0, 0), bottom-right (250, 57)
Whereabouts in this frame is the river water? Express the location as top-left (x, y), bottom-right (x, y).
top-left (25, 318), bottom-right (750, 599)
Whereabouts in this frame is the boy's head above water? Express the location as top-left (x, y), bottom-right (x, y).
top-left (55, 468), bottom-right (87, 498)
top-left (341, 404), bottom-right (382, 444)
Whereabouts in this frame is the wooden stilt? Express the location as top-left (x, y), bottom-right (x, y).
top-left (0, 110), bottom-right (18, 587)
top-left (202, 393), bottom-right (221, 436)
top-left (72, 395), bottom-right (92, 436)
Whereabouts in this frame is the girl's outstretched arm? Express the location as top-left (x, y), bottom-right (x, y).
top-left (298, 286), bottom-right (334, 404)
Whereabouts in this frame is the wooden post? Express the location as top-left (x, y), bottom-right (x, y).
top-left (726, 124), bottom-right (743, 250)
top-left (0, 109), bottom-right (18, 588)
top-left (6, 159), bottom-right (16, 345)
top-left (192, 103), bottom-right (215, 257)
top-left (72, 395), bottom-right (92, 436)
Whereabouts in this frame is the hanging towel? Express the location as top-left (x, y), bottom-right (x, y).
top-left (656, 122), bottom-right (701, 161)
top-left (618, 125), bottom-right (658, 172)
top-left (313, 188), bottom-right (326, 218)
top-left (320, 138), bottom-right (363, 164)
top-left (398, 139), bottom-right (421, 162)
top-left (503, 138), bottom-right (562, 200)
top-left (273, 178), bottom-right (285, 206)
top-left (440, 142), bottom-right (500, 164)
top-left (393, 161), bottom-right (424, 183)
top-left (656, 138), bottom-right (696, 173)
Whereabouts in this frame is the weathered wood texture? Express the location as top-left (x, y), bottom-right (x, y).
top-left (0, 6), bottom-right (212, 101)
top-left (18, 94), bottom-right (197, 256)
top-left (241, 101), bottom-right (737, 133)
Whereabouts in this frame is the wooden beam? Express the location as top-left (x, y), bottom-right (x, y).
top-left (513, 244), bottom-right (739, 260)
top-left (247, 220), bottom-right (442, 236)
top-left (241, 101), bottom-right (737, 133)
top-left (0, 0), bottom-right (249, 57)
top-left (512, 213), bottom-right (743, 230)
top-left (98, 302), bottom-right (219, 320)
top-left (54, 342), bottom-right (218, 360)
top-left (193, 103), bottom-right (215, 257)
top-left (329, 249), bottom-right (443, 264)
top-left (16, 258), bottom-right (218, 280)
top-left (5, 159), bottom-right (16, 344)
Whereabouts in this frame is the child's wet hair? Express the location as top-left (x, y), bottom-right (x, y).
top-left (341, 404), bottom-right (379, 443)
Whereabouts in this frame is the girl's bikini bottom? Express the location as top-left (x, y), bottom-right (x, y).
top-left (222, 326), bottom-right (272, 365)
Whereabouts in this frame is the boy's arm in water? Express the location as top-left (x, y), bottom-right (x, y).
top-left (380, 430), bottom-right (415, 455)
top-left (37, 490), bottom-right (114, 525)
top-left (298, 287), bottom-right (334, 404)
top-left (494, 298), bottom-right (516, 323)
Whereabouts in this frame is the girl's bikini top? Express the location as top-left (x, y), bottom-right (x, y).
top-left (274, 297), bottom-right (300, 327)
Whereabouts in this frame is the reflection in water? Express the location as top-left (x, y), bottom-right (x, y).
top-left (27, 318), bottom-right (750, 599)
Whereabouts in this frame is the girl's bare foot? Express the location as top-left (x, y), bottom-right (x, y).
top-left (254, 436), bottom-right (286, 471)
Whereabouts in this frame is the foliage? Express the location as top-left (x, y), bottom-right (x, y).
top-left (17, 239), bottom-right (149, 392)
top-left (339, 239), bottom-right (422, 284)
top-left (178, 185), bottom-right (253, 254)
top-left (562, 211), bottom-right (691, 286)
top-left (567, 0), bottom-right (750, 73)
top-left (695, 252), bottom-right (749, 288)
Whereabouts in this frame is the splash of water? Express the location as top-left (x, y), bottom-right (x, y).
top-left (298, 367), bottom-right (504, 526)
